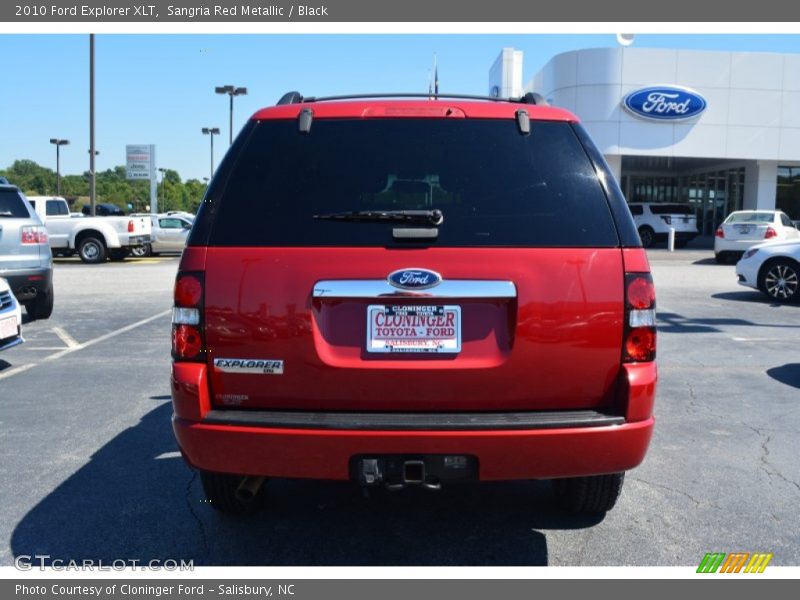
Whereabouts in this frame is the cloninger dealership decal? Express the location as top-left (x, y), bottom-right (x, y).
top-left (213, 358), bottom-right (284, 374)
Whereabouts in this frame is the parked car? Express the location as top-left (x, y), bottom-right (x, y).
top-left (715, 210), bottom-right (800, 264)
top-left (165, 211), bottom-right (196, 222)
top-left (170, 92), bottom-right (657, 516)
top-left (129, 213), bottom-right (192, 257)
top-left (82, 202), bottom-right (125, 217)
top-left (0, 184), bottom-right (53, 319)
top-left (628, 203), bottom-right (698, 248)
top-left (0, 277), bottom-right (24, 351)
top-left (26, 196), bottom-right (151, 263)
top-left (736, 240), bottom-right (800, 302)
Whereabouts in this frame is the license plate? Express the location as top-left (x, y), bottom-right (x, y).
top-left (366, 304), bottom-right (461, 353)
top-left (735, 225), bottom-right (752, 235)
top-left (0, 315), bottom-right (18, 340)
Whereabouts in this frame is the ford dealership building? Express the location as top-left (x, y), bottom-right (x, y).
top-left (490, 47), bottom-right (800, 235)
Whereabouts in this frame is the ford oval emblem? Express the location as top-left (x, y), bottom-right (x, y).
top-left (623, 86), bottom-right (707, 122)
top-left (388, 268), bottom-right (442, 290)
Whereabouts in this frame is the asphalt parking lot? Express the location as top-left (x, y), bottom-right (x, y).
top-left (0, 250), bottom-right (798, 566)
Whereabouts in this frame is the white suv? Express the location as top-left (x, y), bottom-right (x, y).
top-left (628, 203), bottom-right (699, 248)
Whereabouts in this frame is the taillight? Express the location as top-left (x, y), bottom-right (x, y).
top-left (21, 226), bottom-right (48, 245)
top-left (172, 272), bottom-right (204, 361)
top-left (128, 220), bottom-right (135, 233)
top-left (623, 273), bottom-right (656, 363)
top-left (715, 227), bottom-right (725, 238)
top-left (764, 227), bottom-right (777, 239)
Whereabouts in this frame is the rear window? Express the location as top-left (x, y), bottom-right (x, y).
top-left (202, 119), bottom-right (618, 247)
top-left (649, 204), bottom-right (694, 215)
top-left (0, 189), bottom-right (31, 218)
top-left (46, 199), bottom-right (69, 216)
top-left (726, 212), bottom-right (774, 223)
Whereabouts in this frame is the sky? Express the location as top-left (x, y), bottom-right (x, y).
top-left (1, 34), bottom-right (799, 183)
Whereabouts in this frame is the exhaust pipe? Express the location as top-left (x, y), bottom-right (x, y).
top-left (235, 476), bottom-right (265, 503)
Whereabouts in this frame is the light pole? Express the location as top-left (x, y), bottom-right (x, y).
top-left (201, 127), bottom-right (220, 180)
top-left (215, 85), bottom-right (247, 145)
top-left (89, 33), bottom-right (96, 216)
top-left (49, 138), bottom-right (69, 196)
top-left (158, 167), bottom-right (167, 212)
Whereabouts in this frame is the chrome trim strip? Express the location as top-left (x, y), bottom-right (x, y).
top-left (313, 280), bottom-right (517, 299)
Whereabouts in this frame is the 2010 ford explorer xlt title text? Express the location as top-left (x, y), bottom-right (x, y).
top-left (170, 93), bottom-right (657, 516)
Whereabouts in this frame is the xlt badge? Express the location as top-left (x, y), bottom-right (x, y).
top-left (213, 358), bottom-right (284, 375)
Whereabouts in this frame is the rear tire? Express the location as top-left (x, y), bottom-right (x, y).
top-left (638, 226), bottom-right (655, 249)
top-left (758, 258), bottom-right (800, 303)
top-left (77, 236), bottom-right (107, 264)
top-left (199, 471), bottom-right (265, 515)
top-left (129, 244), bottom-right (151, 258)
top-left (25, 286), bottom-right (54, 320)
top-left (553, 473), bottom-right (625, 514)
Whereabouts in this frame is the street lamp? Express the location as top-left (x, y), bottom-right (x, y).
top-left (201, 127), bottom-right (220, 180)
top-left (215, 85), bottom-right (247, 145)
top-left (158, 167), bottom-right (168, 212)
top-left (49, 138), bottom-right (70, 196)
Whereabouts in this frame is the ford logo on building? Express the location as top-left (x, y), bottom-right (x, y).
top-left (623, 86), bottom-right (707, 121)
top-left (388, 268), bottom-right (442, 290)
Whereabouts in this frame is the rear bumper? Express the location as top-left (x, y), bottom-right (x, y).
top-left (715, 239), bottom-right (762, 253)
top-left (171, 362), bottom-right (656, 481)
top-left (1, 267), bottom-right (53, 301)
top-left (125, 235), bottom-right (151, 246)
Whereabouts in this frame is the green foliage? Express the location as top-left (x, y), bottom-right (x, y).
top-left (0, 159), bottom-right (207, 214)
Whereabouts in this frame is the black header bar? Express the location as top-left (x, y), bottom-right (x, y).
top-left (2, 1), bottom-right (800, 22)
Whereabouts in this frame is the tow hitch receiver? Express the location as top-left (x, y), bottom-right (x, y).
top-left (353, 455), bottom-right (478, 489)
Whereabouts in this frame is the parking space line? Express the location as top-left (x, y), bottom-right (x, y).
top-left (155, 451), bottom-right (182, 460)
top-left (52, 326), bottom-right (80, 349)
top-left (24, 346), bottom-right (78, 351)
top-left (0, 309), bottom-right (171, 382)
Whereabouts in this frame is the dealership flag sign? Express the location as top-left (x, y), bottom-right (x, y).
top-left (125, 144), bottom-right (155, 180)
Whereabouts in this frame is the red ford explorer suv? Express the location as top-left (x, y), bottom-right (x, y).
top-left (171, 92), bottom-right (657, 515)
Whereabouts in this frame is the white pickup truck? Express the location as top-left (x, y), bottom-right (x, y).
top-left (26, 196), bottom-right (151, 264)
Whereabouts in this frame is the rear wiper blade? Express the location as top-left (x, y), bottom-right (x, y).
top-left (313, 209), bottom-right (444, 226)
top-left (0, 211), bottom-right (15, 217)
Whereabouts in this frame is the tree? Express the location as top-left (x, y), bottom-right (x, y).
top-left (0, 159), bottom-right (207, 214)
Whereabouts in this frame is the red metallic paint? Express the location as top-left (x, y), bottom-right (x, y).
top-left (621, 362), bottom-right (658, 423)
top-left (252, 100), bottom-right (578, 123)
top-left (200, 248), bottom-right (625, 412)
top-left (173, 415), bottom-right (653, 481)
top-left (170, 101), bottom-right (657, 483)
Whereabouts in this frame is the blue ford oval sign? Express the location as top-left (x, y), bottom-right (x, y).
top-left (388, 268), bottom-right (442, 290)
top-left (623, 86), bottom-right (707, 122)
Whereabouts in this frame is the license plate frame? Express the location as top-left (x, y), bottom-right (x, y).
top-left (0, 315), bottom-right (18, 340)
top-left (366, 304), bottom-right (461, 354)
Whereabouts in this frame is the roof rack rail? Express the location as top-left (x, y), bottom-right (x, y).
top-left (275, 92), bottom-right (548, 106)
top-left (277, 91), bottom-right (304, 105)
